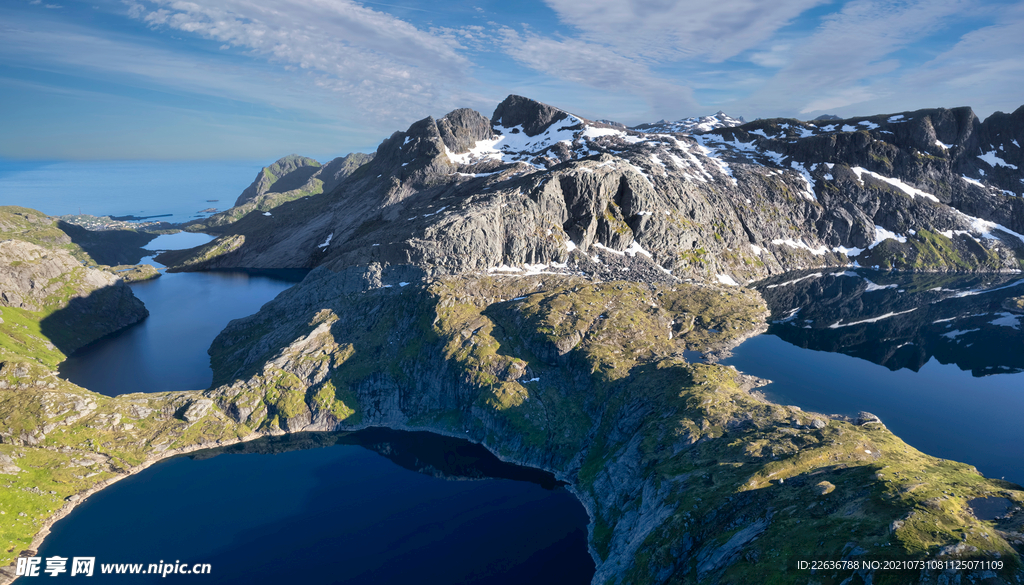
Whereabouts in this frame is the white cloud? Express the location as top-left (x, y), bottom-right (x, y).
top-left (0, 21), bottom-right (340, 118)
top-left (734, 0), bottom-right (979, 115)
top-left (542, 0), bottom-right (830, 62)
top-left (122, 0), bottom-right (479, 120)
top-left (496, 27), bottom-right (697, 116)
top-left (899, 2), bottom-right (1024, 118)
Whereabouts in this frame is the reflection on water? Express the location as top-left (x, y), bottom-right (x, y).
top-left (724, 269), bottom-right (1024, 484)
top-left (757, 270), bottom-right (1024, 376)
top-left (34, 428), bottom-right (594, 584)
top-left (195, 428), bottom-right (565, 488)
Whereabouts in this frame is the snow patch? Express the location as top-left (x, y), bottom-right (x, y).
top-left (828, 308), bottom-right (916, 328)
top-left (790, 161), bottom-right (817, 200)
top-left (978, 150), bottom-right (1018, 170)
top-left (961, 175), bottom-right (985, 188)
top-left (772, 239), bottom-right (829, 255)
top-left (851, 167), bottom-right (940, 202)
top-left (869, 225), bottom-right (907, 249)
top-left (717, 274), bottom-right (739, 286)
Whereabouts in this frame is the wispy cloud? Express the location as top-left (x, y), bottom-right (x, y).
top-left (496, 27), bottom-right (697, 116)
top-left (739, 0), bottom-right (976, 114)
top-left (124, 0), bottom-right (479, 120)
top-left (495, 0), bottom-right (1022, 120)
top-left (900, 2), bottom-right (1024, 117)
top-left (4, 0), bottom-right (1023, 160)
top-left (0, 21), bottom-right (342, 119)
top-left (542, 0), bottom-right (831, 62)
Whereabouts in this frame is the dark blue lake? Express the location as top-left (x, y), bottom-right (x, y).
top-left (33, 430), bottom-right (593, 584)
top-left (59, 234), bottom-right (307, 395)
top-left (724, 269), bottom-right (1024, 485)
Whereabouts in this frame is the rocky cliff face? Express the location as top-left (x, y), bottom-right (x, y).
top-left (160, 96), bottom-right (1024, 285)
top-left (631, 110), bottom-right (745, 134)
top-left (233, 154), bottom-right (322, 208)
top-left (0, 207), bottom-right (149, 357)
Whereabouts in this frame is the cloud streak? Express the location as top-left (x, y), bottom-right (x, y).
top-left (125, 0), bottom-right (478, 120)
top-left (496, 27), bottom-right (697, 115)
top-left (542, 0), bottom-right (831, 62)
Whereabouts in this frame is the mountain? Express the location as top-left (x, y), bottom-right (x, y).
top-left (186, 152), bottom-right (374, 231)
top-left (143, 96), bottom-right (1024, 583)
top-left (757, 269), bottom-right (1024, 376)
top-left (630, 110), bottom-right (745, 133)
top-left (158, 96), bottom-right (1024, 286)
top-left (234, 154), bottom-right (322, 207)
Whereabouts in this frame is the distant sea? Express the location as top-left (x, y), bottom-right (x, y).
top-left (0, 159), bottom-right (267, 224)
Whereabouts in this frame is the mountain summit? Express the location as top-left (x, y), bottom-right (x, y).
top-left (160, 94), bottom-right (1024, 288)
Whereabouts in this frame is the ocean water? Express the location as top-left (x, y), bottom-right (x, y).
top-left (0, 159), bottom-right (265, 223)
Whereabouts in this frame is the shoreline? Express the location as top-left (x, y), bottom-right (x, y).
top-left (0, 418), bottom-right (605, 585)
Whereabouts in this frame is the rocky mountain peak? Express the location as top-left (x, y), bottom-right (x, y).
top-left (631, 111), bottom-right (744, 134)
top-left (437, 108), bottom-right (493, 154)
top-left (162, 94), bottom-right (1024, 288)
top-left (491, 95), bottom-right (579, 137)
top-left (234, 154), bottom-right (322, 207)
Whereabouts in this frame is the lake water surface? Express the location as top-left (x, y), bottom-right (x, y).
top-left (34, 430), bottom-right (593, 584)
top-left (59, 234), bottom-right (307, 395)
top-left (724, 269), bottom-right (1024, 485)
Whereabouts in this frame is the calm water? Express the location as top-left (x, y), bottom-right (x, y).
top-left (0, 159), bottom-right (263, 223)
top-left (34, 430), bottom-right (594, 584)
top-left (59, 233), bottom-right (306, 395)
top-left (724, 269), bottom-right (1024, 485)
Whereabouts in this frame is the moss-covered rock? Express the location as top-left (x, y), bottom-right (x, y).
top-left (200, 273), bottom-right (1024, 584)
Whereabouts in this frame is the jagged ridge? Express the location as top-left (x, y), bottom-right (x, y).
top-left (158, 96), bottom-right (1024, 287)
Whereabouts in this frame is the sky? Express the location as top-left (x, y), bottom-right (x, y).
top-left (2, 0), bottom-right (1022, 160)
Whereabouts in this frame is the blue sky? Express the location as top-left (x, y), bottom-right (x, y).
top-left (2, 0), bottom-right (1022, 160)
